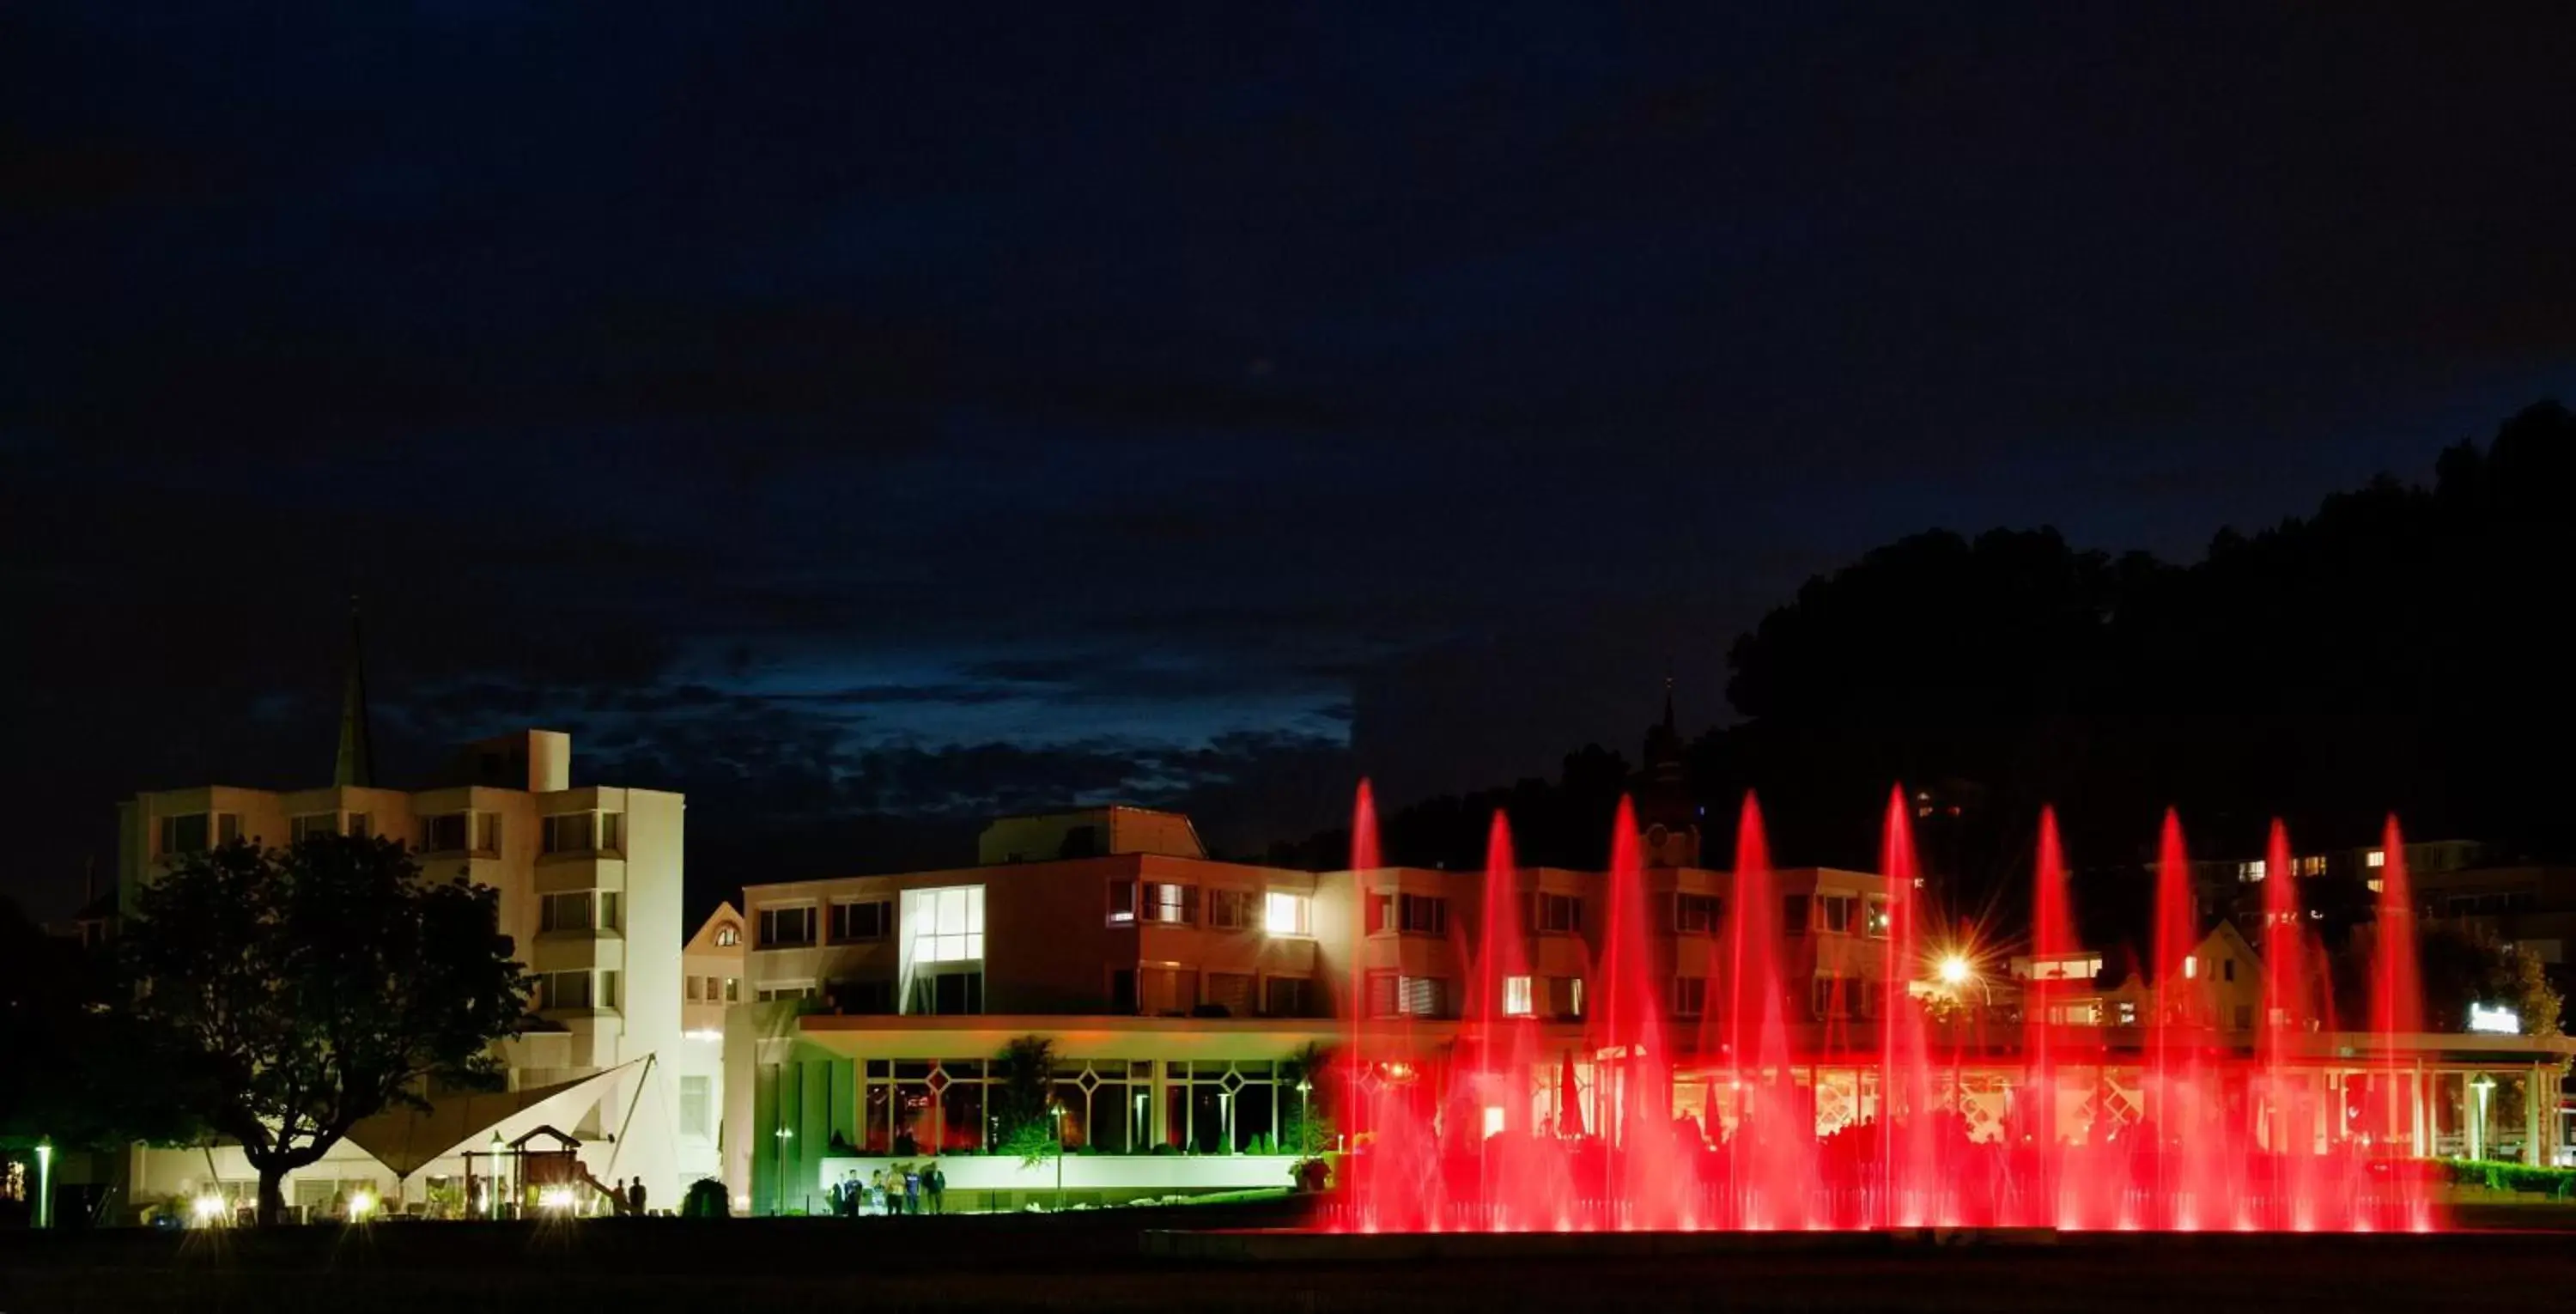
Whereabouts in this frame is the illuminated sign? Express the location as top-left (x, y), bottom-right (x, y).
top-left (2467, 1002), bottom-right (2521, 1035)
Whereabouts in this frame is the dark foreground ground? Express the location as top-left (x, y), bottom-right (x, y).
top-left (6, 1200), bottom-right (2574, 1313)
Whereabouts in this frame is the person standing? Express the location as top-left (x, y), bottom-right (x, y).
top-left (925, 1163), bottom-right (945, 1215)
top-left (628, 1177), bottom-right (647, 1217)
top-left (902, 1165), bottom-right (920, 1215)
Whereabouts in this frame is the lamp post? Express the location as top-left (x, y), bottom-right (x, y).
top-left (33, 1140), bottom-right (52, 1231)
top-left (1296, 1078), bottom-right (1313, 1158)
top-left (489, 1130), bottom-right (505, 1220)
top-left (1051, 1104), bottom-right (1067, 1211)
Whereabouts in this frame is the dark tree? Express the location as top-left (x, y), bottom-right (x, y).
top-left (123, 835), bottom-right (530, 1224)
top-left (1, 898), bottom-right (203, 1165)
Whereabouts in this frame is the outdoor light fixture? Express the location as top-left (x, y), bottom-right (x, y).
top-left (732, 1193), bottom-right (751, 1212)
top-left (192, 1193), bottom-right (226, 1225)
top-left (1938, 954), bottom-right (1971, 987)
top-left (348, 1190), bottom-right (374, 1220)
top-left (538, 1186), bottom-right (576, 1213)
top-left (33, 1141), bottom-right (51, 1231)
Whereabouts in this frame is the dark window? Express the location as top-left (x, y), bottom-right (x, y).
top-left (757, 905), bottom-right (816, 947)
top-left (1059, 825), bottom-right (1101, 859)
top-left (1674, 893), bottom-right (1722, 934)
top-left (1264, 976), bottom-right (1312, 1017)
top-left (1815, 893), bottom-right (1854, 934)
top-left (421, 812), bottom-right (470, 852)
top-left (1110, 969), bottom-right (1138, 1013)
top-left (1533, 892), bottom-right (1583, 934)
top-left (830, 899), bottom-right (891, 941)
top-left (542, 813), bottom-right (592, 854)
top-left (1207, 889), bottom-right (1252, 930)
top-left (829, 978), bottom-right (896, 1014)
top-left (908, 971), bottom-right (984, 1015)
top-left (1109, 879), bottom-right (1137, 924)
top-left (161, 812), bottom-right (211, 855)
top-left (1782, 895), bottom-right (1810, 934)
top-left (1205, 972), bottom-right (1255, 1018)
top-left (1673, 976), bottom-right (1707, 1018)
top-left (1139, 966), bottom-right (1194, 1015)
top-left (1384, 894), bottom-right (1448, 935)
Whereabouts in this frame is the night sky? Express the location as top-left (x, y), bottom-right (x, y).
top-left (7, 4), bottom-right (2574, 917)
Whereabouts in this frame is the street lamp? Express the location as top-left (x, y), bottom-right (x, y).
top-left (1050, 1104), bottom-right (1068, 1211)
top-left (33, 1140), bottom-right (52, 1231)
top-left (1296, 1078), bottom-right (1313, 1158)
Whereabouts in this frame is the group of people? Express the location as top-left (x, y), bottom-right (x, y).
top-left (828, 1163), bottom-right (945, 1216)
top-left (611, 1176), bottom-right (650, 1216)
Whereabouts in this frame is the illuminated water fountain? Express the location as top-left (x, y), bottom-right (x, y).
top-left (1329, 782), bottom-right (2450, 1235)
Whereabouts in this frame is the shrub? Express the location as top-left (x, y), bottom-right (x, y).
top-left (681, 1177), bottom-right (730, 1219)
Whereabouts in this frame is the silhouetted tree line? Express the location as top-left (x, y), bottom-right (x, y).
top-left (1295, 402), bottom-right (2576, 950)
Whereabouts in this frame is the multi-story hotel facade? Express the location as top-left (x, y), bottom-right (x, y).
top-left (112, 727), bottom-right (708, 1217)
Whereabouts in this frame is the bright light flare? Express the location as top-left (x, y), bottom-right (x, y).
top-left (1937, 953), bottom-right (1971, 986)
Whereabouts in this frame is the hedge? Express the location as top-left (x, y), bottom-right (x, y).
top-left (2438, 1159), bottom-right (2576, 1197)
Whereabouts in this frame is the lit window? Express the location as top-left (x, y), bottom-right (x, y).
top-left (1503, 976), bottom-right (1534, 1017)
top-left (679, 1076), bottom-right (712, 1138)
top-left (904, 885), bottom-right (985, 964)
top-left (1264, 891), bottom-right (1312, 936)
top-left (1139, 882), bottom-right (1194, 925)
top-left (714, 923), bottom-right (738, 947)
top-left (2183, 955), bottom-right (2197, 979)
top-left (2366, 849), bottom-right (2385, 869)
top-left (1864, 898), bottom-right (1891, 939)
top-left (2239, 860), bottom-right (2267, 884)
top-left (1550, 976), bottom-right (1585, 1019)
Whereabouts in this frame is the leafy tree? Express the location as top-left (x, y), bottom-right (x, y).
top-left (993, 1034), bottom-right (1060, 1167)
top-left (123, 835), bottom-right (531, 1224)
top-left (1278, 1041), bottom-right (1335, 1157)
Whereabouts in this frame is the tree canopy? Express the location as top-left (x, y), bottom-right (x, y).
top-left (123, 834), bottom-right (530, 1222)
top-left (1316, 400), bottom-right (2576, 964)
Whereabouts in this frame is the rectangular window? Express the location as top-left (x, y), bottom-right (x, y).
top-left (1139, 966), bottom-right (1194, 1015)
top-left (1503, 975), bottom-right (1534, 1017)
top-left (599, 891), bottom-right (620, 932)
top-left (161, 812), bottom-right (211, 855)
top-left (1782, 894), bottom-right (1810, 934)
top-left (347, 812), bottom-right (372, 840)
top-left (216, 813), bottom-right (240, 845)
top-left (1811, 975), bottom-right (1852, 1020)
top-left (600, 970), bottom-right (621, 1011)
top-left (473, 812), bottom-right (501, 853)
top-left (756, 982), bottom-right (818, 1002)
top-left (1864, 897), bottom-right (1892, 940)
top-left (687, 976), bottom-right (702, 1001)
top-left (1111, 968), bottom-right (1138, 1013)
top-left (1814, 893), bottom-right (1855, 934)
top-left (1533, 892), bottom-right (1583, 934)
top-left (539, 891), bottom-right (593, 933)
top-left (2239, 860), bottom-right (2268, 884)
top-left (1141, 882), bottom-right (1195, 925)
top-left (723, 977), bottom-right (740, 1003)
top-left (1383, 893), bottom-right (1448, 935)
top-left (2221, 958), bottom-right (2235, 982)
top-left (542, 812), bottom-right (593, 855)
top-left (1205, 971), bottom-right (1255, 1018)
top-left (1673, 976), bottom-right (1707, 1019)
top-left (829, 978), bottom-right (896, 1013)
top-left (535, 970), bottom-right (592, 1011)
top-left (702, 975), bottom-right (720, 1001)
top-left (1207, 888), bottom-right (1252, 930)
top-left (290, 813), bottom-right (338, 843)
top-left (1546, 976), bottom-right (1584, 1020)
top-left (679, 1076), bottom-right (712, 1138)
top-left (2116, 1000), bottom-right (2139, 1026)
top-left (1674, 893), bottom-right (1722, 934)
top-left (1263, 976), bottom-right (1312, 1018)
top-left (829, 898), bottom-right (891, 942)
top-left (757, 905), bottom-right (817, 947)
top-left (904, 885), bottom-right (985, 963)
top-left (907, 970), bottom-right (983, 1015)
top-left (1370, 971), bottom-right (1449, 1018)
top-left (1264, 891), bottom-right (1313, 936)
top-left (420, 812), bottom-right (470, 852)
top-left (1108, 879), bottom-right (1137, 924)
top-left (2366, 849), bottom-right (2386, 869)
top-left (598, 812), bottom-right (624, 852)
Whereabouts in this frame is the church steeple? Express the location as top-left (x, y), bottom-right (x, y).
top-left (1637, 668), bottom-right (1698, 867)
top-left (334, 598), bottom-right (376, 788)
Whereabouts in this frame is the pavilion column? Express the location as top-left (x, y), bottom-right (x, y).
top-left (2526, 1066), bottom-right (2547, 1168)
